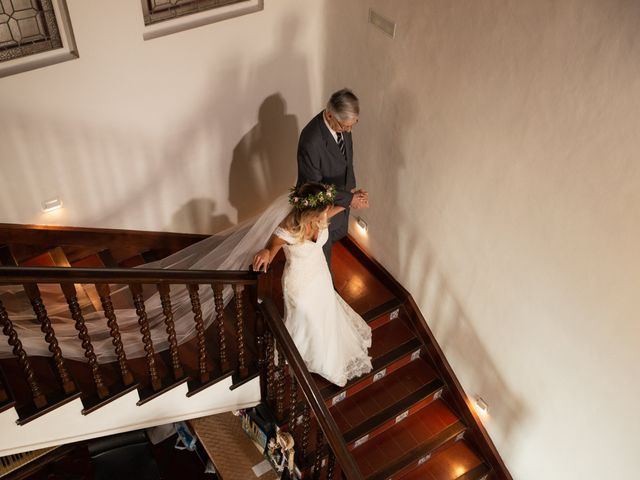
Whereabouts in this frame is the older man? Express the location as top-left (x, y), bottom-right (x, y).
top-left (297, 88), bottom-right (369, 266)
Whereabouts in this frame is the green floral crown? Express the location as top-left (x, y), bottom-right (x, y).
top-left (288, 184), bottom-right (336, 210)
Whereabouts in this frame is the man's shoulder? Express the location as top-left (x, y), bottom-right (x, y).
top-left (299, 111), bottom-right (325, 143)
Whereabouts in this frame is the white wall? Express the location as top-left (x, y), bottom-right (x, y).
top-left (0, 0), bottom-right (326, 233)
top-left (324, 1), bottom-right (640, 478)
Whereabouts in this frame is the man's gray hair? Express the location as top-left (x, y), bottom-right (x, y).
top-left (326, 88), bottom-right (359, 122)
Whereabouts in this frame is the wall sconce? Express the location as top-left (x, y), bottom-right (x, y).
top-left (356, 217), bottom-right (368, 233)
top-left (473, 396), bottom-right (489, 417)
top-left (42, 197), bottom-right (63, 213)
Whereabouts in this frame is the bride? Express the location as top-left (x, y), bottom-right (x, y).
top-left (0, 183), bottom-right (371, 387)
top-left (253, 182), bottom-right (372, 387)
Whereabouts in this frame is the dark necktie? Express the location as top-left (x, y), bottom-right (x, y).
top-left (336, 132), bottom-right (347, 159)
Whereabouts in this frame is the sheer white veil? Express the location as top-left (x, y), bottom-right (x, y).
top-left (0, 193), bottom-right (291, 362)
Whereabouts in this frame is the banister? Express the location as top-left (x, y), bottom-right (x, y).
top-left (0, 266), bottom-right (258, 285)
top-left (258, 297), bottom-right (363, 480)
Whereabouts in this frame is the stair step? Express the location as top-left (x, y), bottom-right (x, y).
top-left (351, 399), bottom-right (465, 480)
top-left (317, 316), bottom-right (422, 406)
top-left (362, 298), bottom-right (404, 330)
top-left (333, 358), bottom-right (443, 448)
top-left (332, 242), bottom-right (397, 315)
top-left (396, 441), bottom-right (487, 480)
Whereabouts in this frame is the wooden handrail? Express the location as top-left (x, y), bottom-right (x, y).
top-left (0, 266), bottom-right (258, 285)
top-left (258, 297), bottom-right (363, 480)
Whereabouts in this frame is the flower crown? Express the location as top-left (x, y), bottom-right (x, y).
top-left (288, 184), bottom-right (336, 210)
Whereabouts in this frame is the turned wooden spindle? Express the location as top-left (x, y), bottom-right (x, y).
top-left (23, 284), bottom-right (75, 395)
top-left (233, 284), bottom-right (248, 378)
top-left (158, 284), bottom-right (184, 380)
top-left (313, 428), bottom-right (325, 480)
top-left (327, 450), bottom-right (336, 480)
top-left (130, 283), bottom-right (161, 392)
top-left (96, 283), bottom-right (134, 386)
top-left (301, 403), bottom-right (311, 462)
top-left (61, 283), bottom-right (108, 400)
top-left (212, 283), bottom-right (230, 373)
top-left (275, 344), bottom-right (286, 421)
top-left (188, 284), bottom-right (209, 384)
top-left (256, 309), bottom-right (267, 401)
top-left (0, 300), bottom-right (47, 408)
top-left (265, 330), bottom-right (276, 404)
top-left (288, 372), bottom-right (298, 435)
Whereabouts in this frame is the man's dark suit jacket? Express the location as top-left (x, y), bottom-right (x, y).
top-left (297, 111), bottom-right (356, 261)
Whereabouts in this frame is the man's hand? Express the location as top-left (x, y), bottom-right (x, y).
top-left (350, 188), bottom-right (369, 209)
top-left (252, 249), bottom-right (271, 272)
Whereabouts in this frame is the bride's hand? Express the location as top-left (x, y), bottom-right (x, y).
top-left (253, 249), bottom-right (271, 272)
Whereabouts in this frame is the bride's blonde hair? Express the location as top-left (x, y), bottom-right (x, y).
top-left (282, 182), bottom-right (332, 243)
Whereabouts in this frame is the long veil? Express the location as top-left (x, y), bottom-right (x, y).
top-left (0, 193), bottom-right (291, 362)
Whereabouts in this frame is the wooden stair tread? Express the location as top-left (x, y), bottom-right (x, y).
top-left (351, 399), bottom-right (464, 479)
top-left (397, 441), bottom-right (487, 480)
top-left (332, 242), bottom-right (397, 315)
top-left (332, 358), bottom-right (443, 444)
top-left (315, 315), bottom-right (421, 399)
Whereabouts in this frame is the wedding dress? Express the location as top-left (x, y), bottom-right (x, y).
top-left (0, 193), bottom-right (372, 388)
top-left (274, 226), bottom-right (372, 387)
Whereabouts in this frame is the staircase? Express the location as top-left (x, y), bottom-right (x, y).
top-left (0, 224), bottom-right (262, 457)
top-left (0, 223), bottom-right (511, 479)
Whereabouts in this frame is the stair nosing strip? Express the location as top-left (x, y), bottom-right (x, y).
top-left (362, 298), bottom-right (404, 323)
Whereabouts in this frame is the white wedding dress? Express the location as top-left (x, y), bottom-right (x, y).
top-left (274, 226), bottom-right (372, 387)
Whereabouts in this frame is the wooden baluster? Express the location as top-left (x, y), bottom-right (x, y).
top-left (130, 283), bottom-right (161, 391)
top-left (288, 372), bottom-right (298, 434)
top-left (327, 450), bottom-right (336, 480)
top-left (313, 428), bottom-right (325, 480)
top-left (301, 403), bottom-right (311, 462)
top-left (256, 309), bottom-right (267, 401)
top-left (0, 300), bottom-right (47, 408)
top-left (96, 284), bottom-right (134, 386)
top-left (275, 345), bottom-right (286, 421)
top-left (212, 283), bottom-right (230, 373)
top-left (61, 283), bottom-right (108, 399)
top-left (233, 284), bottom-right (248, 378)
top-left (265, 330), bottom-right (276, 405)
top-left (23, 284), bottom-right (75, 395)
top-left (158, 284), bottom-right (183, 380)
top-left (188, 284), bottom-right (209, 384)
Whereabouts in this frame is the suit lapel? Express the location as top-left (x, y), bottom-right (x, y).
top-left (317, 113), bottom-right (347, 164)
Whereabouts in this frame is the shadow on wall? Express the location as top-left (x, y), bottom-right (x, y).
top-left (170, 198), bottom-right (233, 234)
top-left (229, 93), bottom-right (299, 221)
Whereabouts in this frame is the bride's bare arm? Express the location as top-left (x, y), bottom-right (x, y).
top-left (253, 234), bottom-right (287, 272)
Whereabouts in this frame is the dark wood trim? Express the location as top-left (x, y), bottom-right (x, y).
top-left (0, 266), bottom-right (258, 285)
top-left (259, 297), bottom-right (363, 480)
top-left (15, 390), bottom-right (82, 426)
top-left (81, 381), bottom-right (140, 415)
top-left (136, 376), bottom-right (190, 406)
top-left (341, 236), bottom-right (513, 480)
top-left (0, 223), bottom-right (207, 248)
